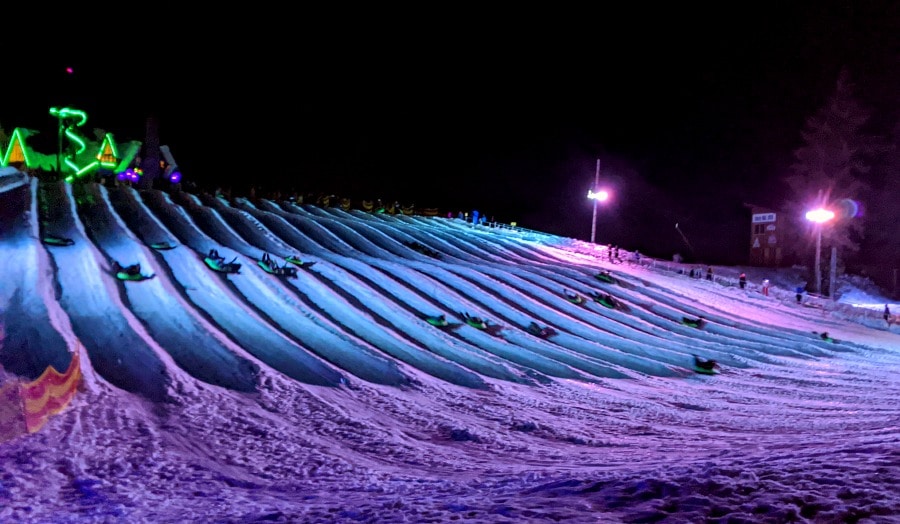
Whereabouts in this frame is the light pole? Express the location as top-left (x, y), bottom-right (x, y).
top-left (587, 159), bottom-right (608, 244)
top-left (805, 207), bottom-right (835, 296)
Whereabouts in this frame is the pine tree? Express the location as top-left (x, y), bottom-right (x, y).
top-left (782, 68), bottom-right (879, 267)
top-left (0, 124), bottom-right (8, 154)
top-left (858, 119), bottom-right (900, 291)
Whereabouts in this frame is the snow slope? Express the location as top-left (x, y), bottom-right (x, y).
top-left (1, 177), bottom-right (898, 523)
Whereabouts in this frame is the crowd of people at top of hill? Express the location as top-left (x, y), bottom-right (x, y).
top-left (604, 244), bottom-right (648, 267)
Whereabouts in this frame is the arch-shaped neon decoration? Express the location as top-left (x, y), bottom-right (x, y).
top-left (1, 128), bottom-right (34, 167)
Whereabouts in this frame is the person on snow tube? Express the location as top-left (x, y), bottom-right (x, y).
top-left (426, 314), bottom-right (448, 327)
top-left (528, 322), bottom-right (554, 338)
top-left (596, 270), bottom-right (615, 283)
top-left (591, 291), bottom-right (617, 308)
top-left (817, 331), bottom-right (837, 343)
top-left (693, 354), bottom-right (718, 373)
top-left (463, 312), bottom-right (487, 329)
top-left (563, 289), bottom-right (584, 304)
top-left (112, 261), bottom-right (140, 276)
top-left (682, 316), bottom-right (706, 329)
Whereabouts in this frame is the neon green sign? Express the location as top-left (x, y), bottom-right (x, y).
top-left (50, 107), bottom-right (99, 181)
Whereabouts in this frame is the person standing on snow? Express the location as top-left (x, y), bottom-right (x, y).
top-left (739, 273), bottom-right (747, 290)
top-left (885, 305), bottom-right (892, 327)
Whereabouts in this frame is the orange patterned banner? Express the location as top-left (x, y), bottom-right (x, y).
top-left (20, 350), bottom-right (81, 433)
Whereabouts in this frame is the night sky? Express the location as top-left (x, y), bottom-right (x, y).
top-left (3, 3), bottom-right (897, 264)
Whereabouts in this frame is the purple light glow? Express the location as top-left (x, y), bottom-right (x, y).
top-left (169, 171), bottom-right (182, 184)
top-left (837, 198), bottom-right (862, 219)
top-left (117, 168), bottom-right (141, 182)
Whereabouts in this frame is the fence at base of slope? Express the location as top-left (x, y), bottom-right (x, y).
top-left (0, 347), bottom-right (81, 443)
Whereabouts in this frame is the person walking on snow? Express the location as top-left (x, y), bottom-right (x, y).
top-left (762, 279), bottom-right (770, 297)
top-left (739, 273), bottom-right (747, 290)
top-left (885, 305), bottom-right (892, 327)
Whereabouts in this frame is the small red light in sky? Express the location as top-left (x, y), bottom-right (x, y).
top-left (66, 67), bottom-right (74, 74)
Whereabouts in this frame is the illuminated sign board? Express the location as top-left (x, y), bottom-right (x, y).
top-left (752, 213), bottom-right (776, 223)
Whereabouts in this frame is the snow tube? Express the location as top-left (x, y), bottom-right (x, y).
top-left (693, 355), bottom-right (718, 375)
top-left (150, 242), bottom-right (177, 250)
top-left (564, 293), bottom-right (585, 305)
top-left (816, 332), bottom-right (837, 343)
top-left (43, 235), bottom-right (74, 246)
top-left (595, 272), bottom-right (616, 284)
top-left (527, 323), bottom-right (554, 339)
top-left (466, 319), bottom-right (487, 329)
top-left (425, 315), bottom-right (449, 327)
top-left (592, 293), bottom-right (616, 309)
top-left (461, 314), bottom-right (487, 329)
top-left (257, 259), bottom-right (277, 273)
top-left (116, 271), bottom-right (154, 282)
top-left (205, 257), bottom-right (241, 274)
top-left (258, 259), bottom-right (298, 278)
top-left (285, 255), bottom-right (317, 269)
top-left (682, 317), bottom-right (705, 329)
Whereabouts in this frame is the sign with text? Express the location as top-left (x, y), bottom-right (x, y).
top-left (752, 213), bottom-right (776, 223)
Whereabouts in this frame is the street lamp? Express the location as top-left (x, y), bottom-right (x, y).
top-left (587, 159), bottom-right (609, 244)
top-left (805, 207), bottom-right (835, 296)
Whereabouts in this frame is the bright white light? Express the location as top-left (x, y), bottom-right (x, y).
top-left (805, 208), bottom-right (835, 223)
top-left (588, 189), bottom-right (609, 202)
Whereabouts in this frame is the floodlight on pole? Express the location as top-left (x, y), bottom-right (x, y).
top-left (587, 159), bottom-right (609, 244)
top-left (805, 207), bottom-right (835, 296)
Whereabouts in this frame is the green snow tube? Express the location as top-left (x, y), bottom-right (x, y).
top-left (595, 272), bottom-right (616, 284)
top-left (205, 257), bottom-right (241, 274)
top-left (116, 271), bottom-right (154, 281)
top-left (43, 236), bottom-right (74, 246)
